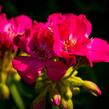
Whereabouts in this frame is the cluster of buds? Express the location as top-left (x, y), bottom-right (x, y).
top-left (33, 66), bottom-right (101, 109)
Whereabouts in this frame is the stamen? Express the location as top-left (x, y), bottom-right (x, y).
top-left (63, 34), bottom-right (77, 51)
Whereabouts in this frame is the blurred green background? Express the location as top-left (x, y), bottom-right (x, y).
top-left (0, 0), bottom-right (109, 109)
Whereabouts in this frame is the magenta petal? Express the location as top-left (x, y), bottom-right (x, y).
top-left (87, 38), bottom-right (109, 66)
top-left (14, 15), bottom-right (32, 33)
top-left (12, 56), bottom-right (44, 84)
top-left (13, 33), bottom-right (31, 53)
top-left (78, 14), bottom-right (92, 37)
top-left (0, 13), bottom-right (8, 30)
top-left (45, 61), bottom-right (68, 81)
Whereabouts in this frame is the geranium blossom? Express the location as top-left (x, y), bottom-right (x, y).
top-left (12, 22), bottom-right (68, 84)
top-left (0, 13), bottom-right (32, 50)
top-left (47, 13), bottom-right (109, 66)
top-left (47, 13), bottom-right (91, 57)
top-left (12, 13), bottom-right (109, 84)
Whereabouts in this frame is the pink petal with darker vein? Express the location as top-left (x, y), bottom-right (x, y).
top-left (45, 61), bottom-right (68, 81)
top-left (12, 56), bottom-right (44, 84)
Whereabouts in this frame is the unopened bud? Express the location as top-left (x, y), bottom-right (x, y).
top-left (13, 73), bottom-right (21, 81)
top-left (0, 84), bottom-right (10, 99)
top-left (51, 94), bottom-right (61, 106)
top-left (65, 86), bottom-right (72, 99)
top-left (67, 99), bottom-right (73, 109)
top-left (64, 67), bottom-right (73, 77)
top-left (83, 80), bottom-right (102, 96)
top-left (61, 98), bottom-right (73, 109)
top-left (72, 87), bottom-right (80, 95)
top-left (1, 72), bottom-right (7, 83)
top-left (61, 98), bottom-right (68, 109)
top-left (69, 76), bottom-right (83, 87)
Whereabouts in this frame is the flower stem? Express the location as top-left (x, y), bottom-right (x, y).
top-left (63, 62), bottom-right (80, 80)
top-left (52, 105), bottom-right (60, 109)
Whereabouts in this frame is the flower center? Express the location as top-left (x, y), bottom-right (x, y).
top-left (32, 46), bottom-right (49, 60)
top-left (63, 34), bottom-right (77, 52)
top-left (4, 23), bottom-right (15, 38)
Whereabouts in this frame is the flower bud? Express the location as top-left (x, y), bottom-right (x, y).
top-left (61, 98), bottom-right (68, 109)
top-left (0, 84), bottom-right (10, 99)
top-left (83, 80), bottom-right (102, 96)
top-left (61, 98), bottom-right (73, 109)
top-left (71, 87), bottom-right (80, 95)
top-left (69, 76), bottom-right (83, 87)
top-left (51, 94), bottom-right (61, 106)
top-left (13, 73), bottom-right (21, 81)
top-left (65, 86), bottom-right (72, 99)
top-left (64, 67), bottom-right (73, 77)
top-left (67, 99), bottom-right (73, 109)
top-left (1, 72), bottom-right (7, 83)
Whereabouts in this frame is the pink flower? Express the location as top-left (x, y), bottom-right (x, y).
top-left (9, 15), bottom-right (32, 50)
top-left (11, 15), bottom-right (32, 34)
top-left (12, 22), bottom-right (68, 84)
top-left (12, 12), bottom-right (109, 84)
top-left (47, 13), bottom-right (109, 66)
top-left (28, 21), bottom-right (56, 58)
top-left (0, 13), bottom-right (32, 50)
top-left (47, 13), bottom-right (91, 58)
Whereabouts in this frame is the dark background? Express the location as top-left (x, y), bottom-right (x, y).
top-left (0, 0), bottom-right (109, 109)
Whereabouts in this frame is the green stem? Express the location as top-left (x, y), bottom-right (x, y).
top-left (32, 86), bottom-right (49, 109)
top-left (10, 83), bottom-right (25, 109)
top-left (64, 57), bottom-right (85, 80)
top-left (63, 63), bottom-right (80, 80)
top-left (52, 105), bottom-right (60, 109)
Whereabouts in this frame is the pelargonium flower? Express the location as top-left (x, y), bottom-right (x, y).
top-left (47, 13), bottom-right (91, 57)
top-left (12, 21), bottom-right (68, 84)
top-left (12, 12), bottom-right (109, 84)
top-left (10, 14), bottom-right (32, 51)
top-left (47, 13), bottom-right (109, 66)
top-left (0, 13), bottom-right (32, 50)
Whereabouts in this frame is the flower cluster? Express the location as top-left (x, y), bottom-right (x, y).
top-left (0, 12), bottom-right (109, 109)
top-left (12, 13), bottom-right (109, 83)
